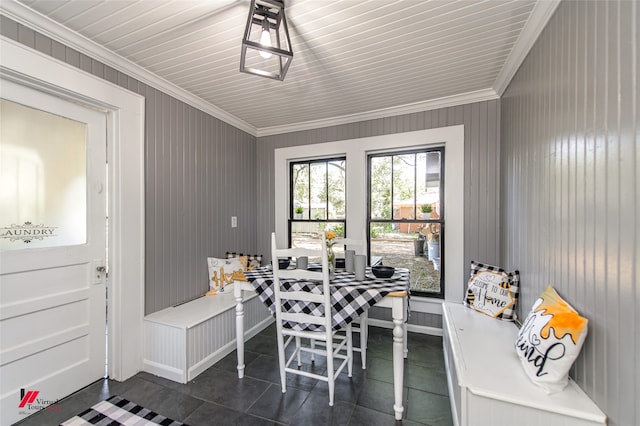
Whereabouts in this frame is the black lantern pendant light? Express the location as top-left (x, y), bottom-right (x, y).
top-left (240, 0), bottom-right (293, 81)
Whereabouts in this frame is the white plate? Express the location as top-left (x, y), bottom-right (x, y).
top-left (366, 272), bottom-right (402, 281)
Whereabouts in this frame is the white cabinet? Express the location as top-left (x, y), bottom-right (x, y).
top-left (442, 302), bottom-right (606, 426)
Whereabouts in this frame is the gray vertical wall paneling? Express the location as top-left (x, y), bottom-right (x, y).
top-left (182, 106), bottom-right (190, 301)
top-left (174, 99), bottom-right (183, 304)
top-left (195, 109), bottom-right (204, 290)
top-left (145, 86), bottom-right (156, 312)
top-left (159, 88), bottom-right (170, 312)
top-left (584, 0), bottom-right (598, 397)
top-left (567, 4), bottom-right (579, 384)
top-left (467, 103), bottom-right (480, 267)
top-left (157, 91), bottom-right (167, 310)
top-left (619, 1), bottom-right (638, 422)
top-left (218, 118), bottom-right (225, 244)
top-left (501, 1), bottom-right (638, 424)
top-left (593, 0), bottom-right (609, 409)
top-left (478, 104), bottom-right (489, 261)
top-left (212, 118), bottom-right (221, 257)
top-left (169, 97), bottom-right (177, 305)
top-left (160, 92), bottom-right (170, 309)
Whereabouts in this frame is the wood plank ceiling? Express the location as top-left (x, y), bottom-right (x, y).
top-left (10, 0), bottom-right (555, 135)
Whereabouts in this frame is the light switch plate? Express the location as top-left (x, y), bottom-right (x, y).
top-left (231, 216), bottom-right (238, 228)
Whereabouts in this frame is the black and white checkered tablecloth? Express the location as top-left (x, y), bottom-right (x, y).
top-left (244, 266), bottom-right (410, 331)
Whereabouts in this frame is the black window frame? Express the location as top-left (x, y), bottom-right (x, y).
top-left (288, 156), bottom-right (347, 247)
top-left (366, 147), bottom-right (445, 298)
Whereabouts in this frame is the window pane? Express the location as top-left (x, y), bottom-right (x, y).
top-left (424, 151), bottom-right (442, 217)
top-left (416, 152), bottom-right (428, 215)
top-left (327, 160), bottom-right (345, 219)
top-left (369, 221), bottom-right (441, 294)
top-left (370, 156), bottom-right (391, 219)
top-left (309, 163), bottom-right (327, 220)
top-left (393, 153), bottom-right (416, 220)
top-left (419, 151), bottom-right (442, 219)
top-left (292, 163), bottom-right (309, 219)
top-left (0, 99), bottom-right (87, 250)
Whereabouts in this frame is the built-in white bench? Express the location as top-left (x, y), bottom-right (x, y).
top-left (143, 288), bottom-right (271, 383)
top-left (442, 302), bottom-right (606, 426)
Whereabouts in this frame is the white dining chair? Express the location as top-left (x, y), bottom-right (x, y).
top-left (271, 232), bottom-right (353, 406)
top-left (333, 237), bottom-right (369, 369)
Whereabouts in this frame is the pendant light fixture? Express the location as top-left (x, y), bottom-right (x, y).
top-left (240, 0), bottom-right (293, 81)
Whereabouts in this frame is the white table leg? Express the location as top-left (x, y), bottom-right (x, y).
top-left (392, 297), bottom-right (405, 420)
top-left (403, 297), bottom-right (408, 358)
top-left (235, 287), bottom-right (245, 379)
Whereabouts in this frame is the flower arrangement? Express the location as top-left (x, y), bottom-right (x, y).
top-left (325, 230), bottom-right (337, 246)
top-left (324, 231), bottom-right (337, 277)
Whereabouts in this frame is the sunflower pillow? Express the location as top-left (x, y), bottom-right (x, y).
top-left (515, 286), bottom-right (588, 393)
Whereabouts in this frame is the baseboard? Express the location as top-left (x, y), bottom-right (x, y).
top-left (142, 359), bottom-right (185, 383)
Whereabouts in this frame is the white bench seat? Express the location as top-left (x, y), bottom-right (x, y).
top-left (442, 302), bottom-right (606, 426)
top-left (143, 289), bottom-right (271, 383)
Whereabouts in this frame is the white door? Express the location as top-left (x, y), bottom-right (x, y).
top-left (0, 79), bottom-right (107, 425)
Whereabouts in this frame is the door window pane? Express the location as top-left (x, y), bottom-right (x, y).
top-left (0, 99), bottom-right (87, 249)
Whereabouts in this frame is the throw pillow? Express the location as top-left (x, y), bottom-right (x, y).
top-left (515, 285), bottom-right (588, 394)
top-left (206, 257), bottom-right (245, 295)
top-left (226, 252), bottom-right (262, 270)
top-left (464, 261), bottom-right (520, 321)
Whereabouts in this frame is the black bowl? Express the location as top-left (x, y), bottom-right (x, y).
top-left (335, 258), bottom-right (346, 269)
top-left (275, 258), bottom-right (290, 269)
top-left (372, 265), bottom-right (395, 278)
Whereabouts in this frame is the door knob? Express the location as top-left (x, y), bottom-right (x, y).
top-left (96, 266), bottom-right (106, 273)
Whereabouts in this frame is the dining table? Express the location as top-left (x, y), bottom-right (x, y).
top-left (233, 264), bottom-right (410, 420)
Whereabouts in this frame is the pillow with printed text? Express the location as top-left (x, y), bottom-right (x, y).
top-left (515, 285), bottom-right (588, 394)
top-left (206, 257), bottom-right (245, 295)
top-left (464, 261), bottom-right (520, 321)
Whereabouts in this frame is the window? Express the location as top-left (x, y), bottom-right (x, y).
top-left (275, 126), bottom-right (465, 302)
top-left (368, 148), bottom-right (444, 297)
top-left (289, 157), bottom-right (346, 250)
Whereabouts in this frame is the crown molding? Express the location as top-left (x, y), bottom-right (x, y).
top-left (256, 88), bottom-right (499, 137)
top-left (493, 0), bottom-right (561, 96)
top-left (0, 0), bottom-right (258, 136)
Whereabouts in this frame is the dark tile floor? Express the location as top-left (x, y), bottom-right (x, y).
top-left (15, 325), bottom-right (453, 425)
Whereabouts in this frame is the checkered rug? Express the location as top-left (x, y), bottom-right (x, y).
top-left (60, 396), bottom-right (187, 426)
